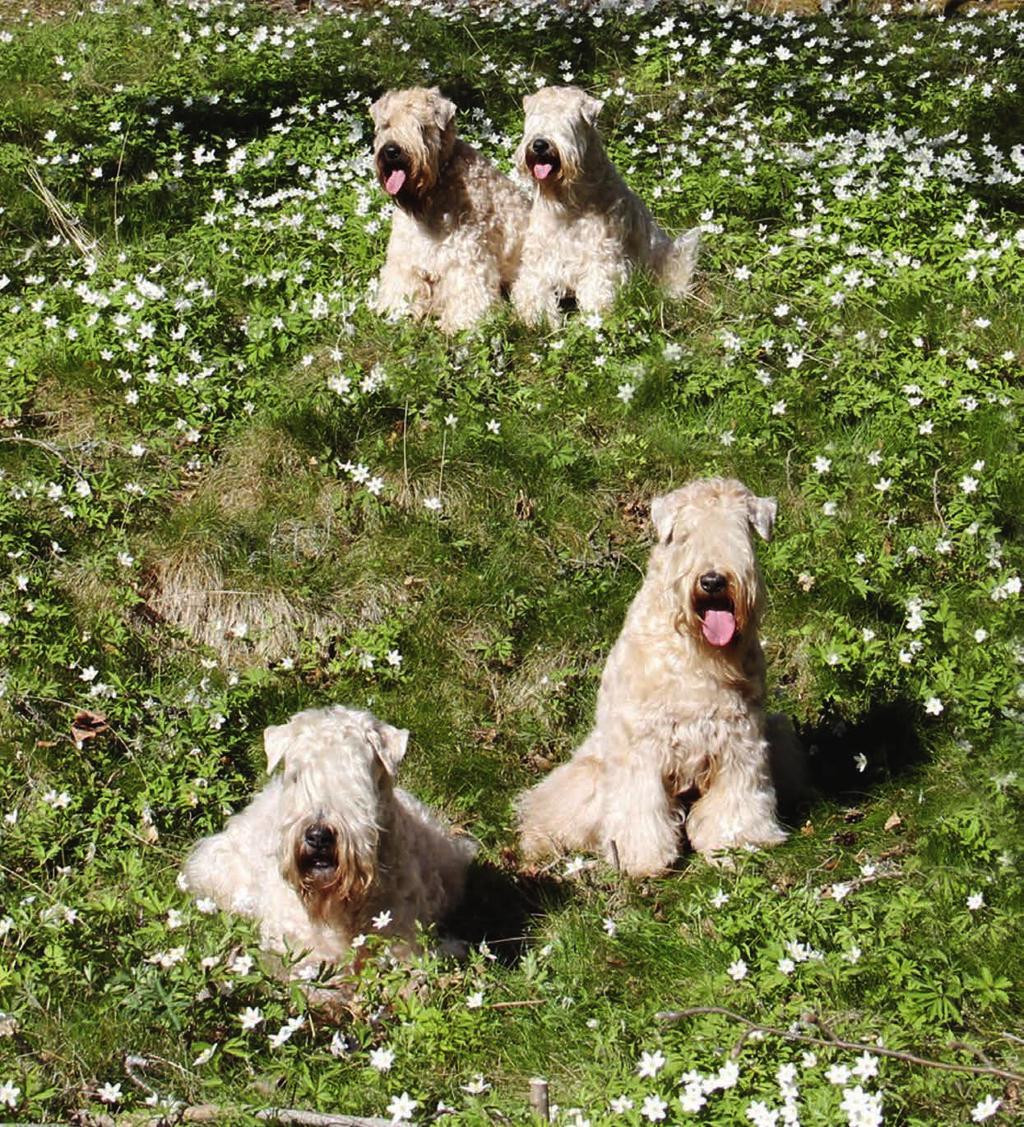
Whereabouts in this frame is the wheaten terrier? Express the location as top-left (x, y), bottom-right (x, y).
top-left (517, 478), bottom-right (791, 877)
top-left (183, 705), bottom-right (475, 975)
top-left (370, 86), bottom-right (529, 333)
top-left (511, 85), bottom-right (700, 325)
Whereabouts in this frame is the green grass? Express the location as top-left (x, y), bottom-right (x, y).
top-left (1, 0), bottom-right (1023, 1123)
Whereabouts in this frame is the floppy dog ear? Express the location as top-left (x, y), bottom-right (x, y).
top-left (429, 88), bottom-right (457, 131)
top-left (650, 490), bottom-right (681, 544)
top-left (371, 723), bottom-right (409, 776)
top-left (580, 92), bottom-right (604, 125)
top-left (746, 493), bottom-right (777, 542)
top-left (369, 93), bottom-right (390, 129)
top-left (264, 722), bottom-right (291, 774)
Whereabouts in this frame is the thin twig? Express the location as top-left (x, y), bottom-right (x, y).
top-left (488, 999), bottom-right (545, 1010)
top-left (254, 1110), bottom-right (391, 1127)
top-left (655, 1006), bottom-right (1024, 1083)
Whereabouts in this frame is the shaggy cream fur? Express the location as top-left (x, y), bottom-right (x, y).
top-left (183, 705), bottom-right (475, 976)
top-left (370, 86), bottom-right (529, 333)
top-left (517, 478), bottom-right (790, 877)
top-left (511, 85), bottom-right (700, 325)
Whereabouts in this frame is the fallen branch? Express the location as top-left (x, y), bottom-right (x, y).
top-left (655, 1006), bottom-right (1024, 1083)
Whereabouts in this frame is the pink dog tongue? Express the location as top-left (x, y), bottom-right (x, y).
top-left (384, 168), bottom-right (406, 195)
top-left (533, 163), bottom-right (553, 180)
top-left (702, 608), bottom-right (736, 647)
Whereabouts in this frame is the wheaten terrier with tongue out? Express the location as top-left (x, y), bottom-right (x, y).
top-left (517, 478), bottom-right (790, 877)
top-left (511, 85), bottom-right (700, 326)
top-left (370, 86), bottom-right (529, 333)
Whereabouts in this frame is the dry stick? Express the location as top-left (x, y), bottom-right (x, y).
top-left (528, 1077), bottom-right (550, 1122)
top-left (655, 1006), bottom-right (1024, 1083)
top-left (25, 165), bottom-right (98, 258)
top-left (254, 1110), bottom-right (391, 1127)
top-left (488, 998), bottom-right (545, 1010)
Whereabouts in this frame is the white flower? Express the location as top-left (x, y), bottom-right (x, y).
top-left (974, 628), bottom-right (989, 643)
top-left (387, 1091), bottom-right (417, 1123)
top-left (679, 1082), bottom-right (706, 1112)
top-left (640, 1094), bottom-right (667, 1122)
top-left (831, 882), bottom-right (852, 901)
top-left (852, 1052), bottom-right (878, 1080)
top-left (813, 455), bottom-right (832, 474)
top-left (873, 477), bottom-right (892, 493)
top-left (822, 501), bottom-right (837, 516)
top-left (839, 1085), bottom-right (882, 1127)
top-left (727, 959), bottom-right (748, 981)
top-left (960, 475), bottom-right (979, 494)
top-left (617, 383), bottom-right (636, 404)
top-left (466, 991), bottom-right (484, 1009)
top-left (486, 419), bottom-right (500, 434)
top-left (609, 1095), bottom-right (634, 1113)
top-left (192, 1045), bottom-right (216, 1066)
top-left (238, 1006), bottom-right (263, 1030)
top-left (423, 496), bottom-right (442, 512)
top-left (971, 1095), bottom-right (1002, 1121)
top-left (373, 910), bottom-right (393, 930)
top-left (826, 1064), bottom-right (851, 1085)
top-left (329, 1032), bottom-right (349, 1057)
top-left (778, 957), bottom-right (795, 975)
top-left (924, 697), bottom-right (943, 716)
top-left (637, 1050), bottom-right (666, 1078)
top-left (369, 1046), bottom-right (395, 1072)
top-left (97, 1082), bottom-right (122, 1104)
top-left (966, 891), bottom-right (984, 911)
top-left (710, 889), bottom-right (730, 909)
top-left (854, 753), bottom-right (868, 773)
top-left (461, 1074), bottom-right (490, 1094)
top-left (0, 1082), bottom-right (20, 1109)
top-left (602, 917), bottom-right (617, 936)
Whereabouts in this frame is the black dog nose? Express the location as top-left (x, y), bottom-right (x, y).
top-left (699, 571), bottom-right (728, 595)
top-left (531, 137), bottom-right (550, 155)
top-left (382, 142), bottom-right (402, 161)
top-left (304, 824), bottom-right (335, 849)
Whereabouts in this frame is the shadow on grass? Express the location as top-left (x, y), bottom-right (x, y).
top-left (799, 697), bottom-right (926, 804)
top-left (444, 859), bottom-right (568, 965)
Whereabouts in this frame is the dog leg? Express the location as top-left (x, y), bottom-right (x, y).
top-left (685, 730), bottom-right (787, 856)
top-left (374, 251), bottom-right (431, 321)
top-left (574, 261), bottom-right (626, 315)
top-left (598, 729), bottom-right (679, 876)
top-left (511, 263), bottom-right (562, 326)
top-left (434, 262), bottom-right (500, 333)
top-left (517, 743), bottom-right (604, 861)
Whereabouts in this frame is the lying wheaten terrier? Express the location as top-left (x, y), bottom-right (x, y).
top-left (183, 705), bottom-right (475, 976)
top-left (517, 478), bottom-right (791, 877)
top-left (511, 85), bottom-right (701, 325)
top-left (370, 86), bottom-right (529, 333)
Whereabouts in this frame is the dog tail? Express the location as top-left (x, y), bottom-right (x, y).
top-left (516, 752), bottom-right (604, 862)
top-left (659, 226), bottom-right (700, 298)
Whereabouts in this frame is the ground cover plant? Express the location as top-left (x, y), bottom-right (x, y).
top-left (1, 0), bottom-right (1023, 1122)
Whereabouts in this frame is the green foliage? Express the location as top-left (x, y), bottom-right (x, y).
top-left (0, 0), bottom-right (1022, 1124)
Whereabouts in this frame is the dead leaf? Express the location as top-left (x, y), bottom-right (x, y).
top-left (884, 812), bottom-right (903, 832)
top-left (71, 710), bottom-right (108, 743)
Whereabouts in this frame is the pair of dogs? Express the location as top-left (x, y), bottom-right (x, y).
top-left (370, 85), bottom-right (701, 332)
top-left (184, 478), bottom-right (796, 980)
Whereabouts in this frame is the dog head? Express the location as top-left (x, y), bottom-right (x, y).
top-left (369, 86), bottom-right (457, 210)
top-left (650, 478), bottom-right (776, 649)
top-left (517, 85), bottom-right (604, 191)
top-left (265, 705), bottom-right (409, 916)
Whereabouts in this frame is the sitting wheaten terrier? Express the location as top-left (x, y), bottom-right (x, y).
top-left (183, 705), bottom-right (475, 975)
top-left (370, 86), bottom-right (529, 333)
top-left (517, 478), bottom-right (791, 877)
top-left (511, 85), bottom-right (701, 325)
